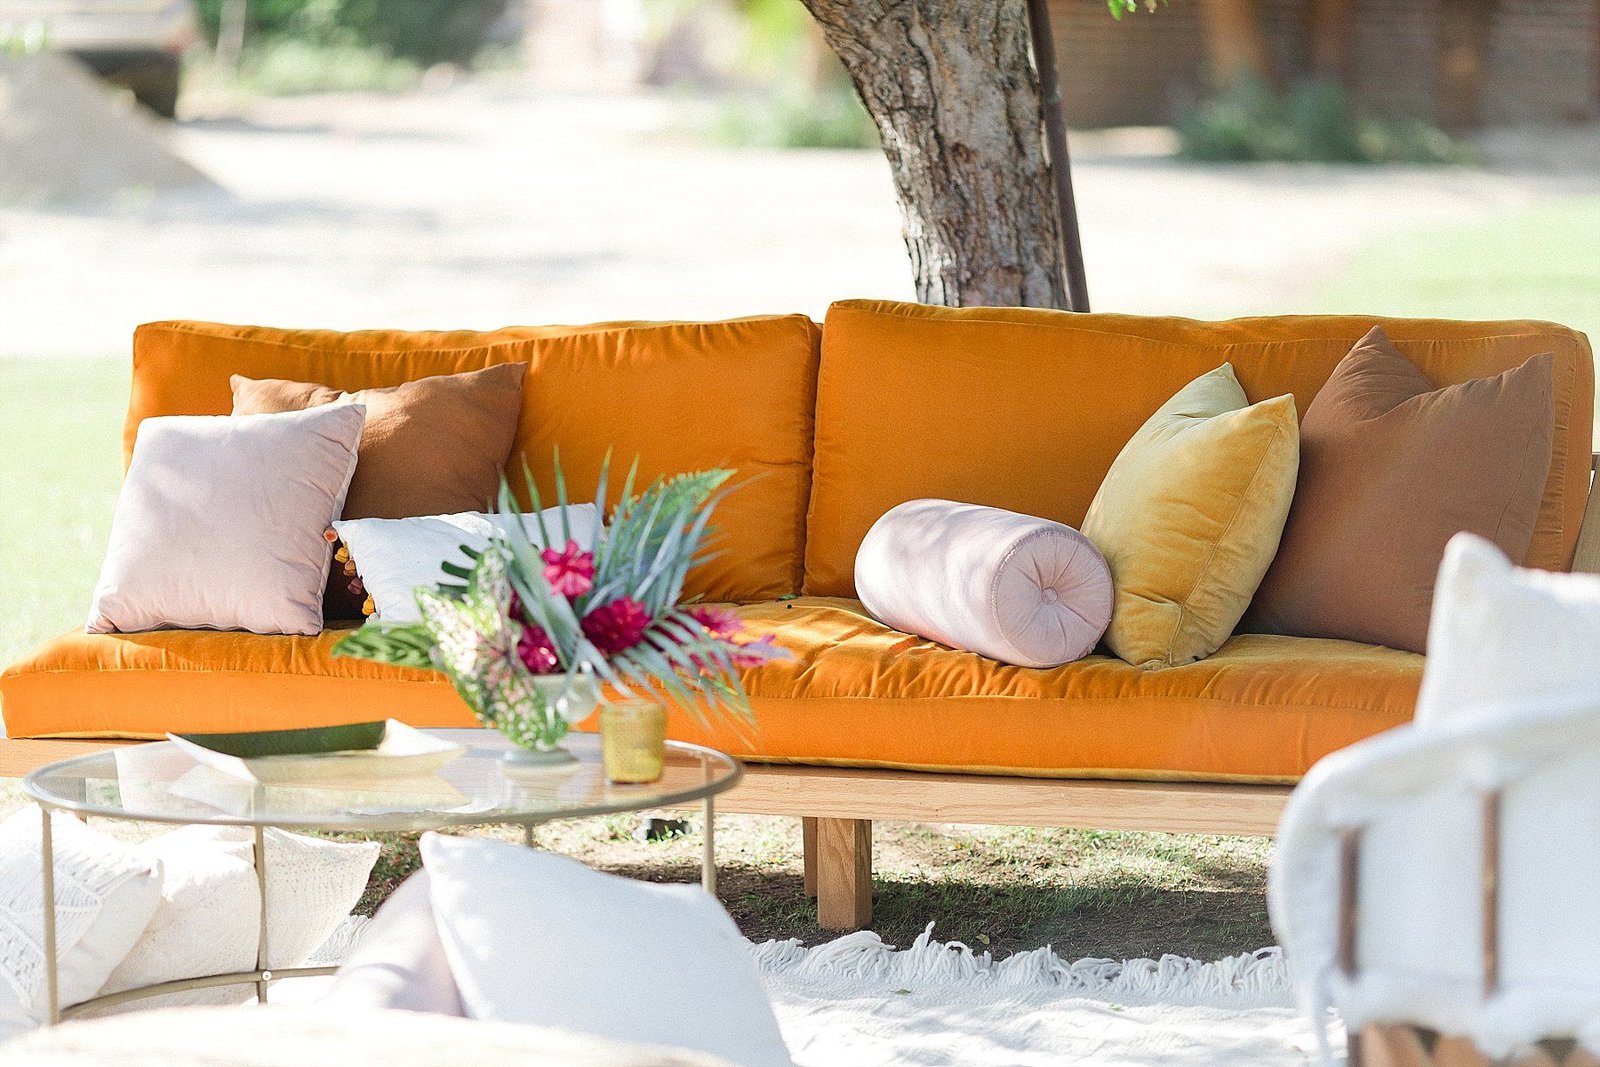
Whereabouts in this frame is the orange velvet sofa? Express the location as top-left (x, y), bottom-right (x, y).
top-left (2, 300), bottom-right (1593, 929)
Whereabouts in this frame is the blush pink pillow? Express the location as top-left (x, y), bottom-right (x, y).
top-left (855, 499), bottom-right (1114, 668)
top-left (87, 406), bottom-right (365, 636)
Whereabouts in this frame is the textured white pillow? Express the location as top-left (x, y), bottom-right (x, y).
top-left (420, 834), bottom-right (791, 1067)
top-left (855, 499), bottom-right (1114, 668)
top-left (0, 810), bottom-right (163, 1040)
top-left (334, 505), bottom-right (600, 622)
top-left (97, 826), bottom-right (378, 1008)
top-left (87, 406), bottom-right (365, 636)
top-left (1416, 532), bottom-right (1600, 730)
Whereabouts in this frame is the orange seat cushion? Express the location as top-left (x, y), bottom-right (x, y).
top-left (0, 627), bottom-right (470, 740)
top-left (129, 316), bottom-right (821, 603)
top-left (0, 600), bottom-right (1419, 782)
top-left (804, 300), bottom-right (1594, 597)
top-left (689, 599), bottom-right (1421, 782)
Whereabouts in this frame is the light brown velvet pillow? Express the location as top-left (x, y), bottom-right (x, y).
top-left (231, 362), bottom-right (527, 519)
top-left (1248, 326), bottom-right (1554, 653)
top-left (233, 362), bottom-right (527, 620)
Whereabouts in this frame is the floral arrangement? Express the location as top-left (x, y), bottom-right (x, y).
top-left (333, 464), bottom-right (785, 755)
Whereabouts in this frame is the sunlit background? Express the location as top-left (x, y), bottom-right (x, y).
top-left (1, 0), bottom-right (1597, 659)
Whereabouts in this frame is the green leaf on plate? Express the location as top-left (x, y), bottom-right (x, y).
top-left (176, 721), bottom-right (387, 758)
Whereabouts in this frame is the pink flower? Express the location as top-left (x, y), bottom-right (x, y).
top-left (517, 622), bottom-right (560, 675)
top-left (541, 540), bottom-right (595, 599)
top-left (581, 597), bottom-right (651, 655)
top-left (687, 605), bottom-right (744, 640)
top-left (730, 633), bottom-right (781, 670)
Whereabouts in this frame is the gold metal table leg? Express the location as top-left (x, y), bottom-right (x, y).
top-left (253, 825), bottom-right (270, 1004)
top-left (702, 794), bottom-right (717, 896)
top-left (41, 805), bottom-right (59, 1026)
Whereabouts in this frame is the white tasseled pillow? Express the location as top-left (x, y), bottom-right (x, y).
top-left (333, 505), bottom-right (600, 623)
top-left (854, 499), bottom-right (1114, 668)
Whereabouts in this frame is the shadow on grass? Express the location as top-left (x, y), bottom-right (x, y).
top-left (345, 829), bottom-right (1272, 963)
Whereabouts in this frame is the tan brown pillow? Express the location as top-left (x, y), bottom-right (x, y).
top-left (233, 362), bottom-right (527, 620)
top-left (231, 362), bottom-right (527, 520)
top-left (1248, 326), bottom-right (1554, 653)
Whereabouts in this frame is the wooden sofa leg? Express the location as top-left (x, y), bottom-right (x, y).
top-left (802, 817), bottom-right (819, 899)
top-left (814, 817), bottom-right (872, 931)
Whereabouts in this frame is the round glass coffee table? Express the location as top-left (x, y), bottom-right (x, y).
top-left (23, 728), bottom-right (741, 1023)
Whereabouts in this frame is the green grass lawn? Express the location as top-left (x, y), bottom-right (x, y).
top-left (0, 359), bottom-right (126, 666)
top-left (1314, 196), bottom-right (1600, 347)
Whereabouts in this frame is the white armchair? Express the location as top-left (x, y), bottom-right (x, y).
top-left (1270, 533), bottom-right (1600, 1066)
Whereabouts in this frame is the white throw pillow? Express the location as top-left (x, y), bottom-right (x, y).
top-left (87, 406), bottom-right (365, 635)
top-left (420, 833), bottom-right (791, 1067)
top-left (334, 505), bottom-right (600, 623)
top-left (97, 826), bottom-right (378, 1008)
top-left (1415, 532), bottom-right (1600, 730)
top-left (323, 870), bottom-right (464, 1016)
top-left (855, 499), bottom-right (1114, 668)
top-left (0, 810), bottom-right (163, 1040)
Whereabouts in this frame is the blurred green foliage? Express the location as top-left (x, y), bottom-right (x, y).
top-left (1178, 77), bottom-right (1472, 164)
top-left (193, 0), bottom-right (508, 66)
top-left (714, 84), bottom-right (878, 150)
top-left (198, 38), bottom-right (423, 95)
top-left (684, 0), bottom-right (876, 149)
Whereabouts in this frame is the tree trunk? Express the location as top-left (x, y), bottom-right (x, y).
top-left (1306, 0), bottom-right (1354, 83)
top-left (1437, 0), bottom-right (1496, 131)
top-left (800, 0), bottom-right (1069, 309)
top-left (1198, 0), bottom-right (1278, 87)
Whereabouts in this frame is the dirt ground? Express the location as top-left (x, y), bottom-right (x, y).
top-left (426, 815), bottom-right (1277, 960)
top-left (2, 74), bottom-right (1595, 361)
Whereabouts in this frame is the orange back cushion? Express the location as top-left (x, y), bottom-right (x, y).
top-left (804, 299), bottom-right (1594, 597)
top-left (128, 317), bottom-right (822, 603)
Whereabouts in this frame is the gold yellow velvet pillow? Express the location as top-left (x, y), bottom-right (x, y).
top-left (1081, 364), bottom-right (1299, 669)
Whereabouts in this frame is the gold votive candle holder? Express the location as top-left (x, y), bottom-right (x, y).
top-left (600, 700), bottom-right (667, 784)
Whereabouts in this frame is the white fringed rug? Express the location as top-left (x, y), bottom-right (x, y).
top-left (314, 917), bottom-right (1339, 1065)
top-left (752, 925), bottom-right (1340, 1067)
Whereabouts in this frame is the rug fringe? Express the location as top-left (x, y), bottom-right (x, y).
top-left (751, 923), bottom-right (1291, 1007)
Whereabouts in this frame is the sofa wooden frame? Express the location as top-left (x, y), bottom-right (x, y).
top-left (6, 454), bottom-right (1598, 932)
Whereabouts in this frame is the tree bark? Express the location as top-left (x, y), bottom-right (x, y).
top-left (1306, 0), bottom-right (1354, 83)
top-left (1437, 0), bottom-right (1496, 131)
top-left (1198, 0), bottom-right (1278, 87)
top-left (800, 0), bottom-right (1069, 309)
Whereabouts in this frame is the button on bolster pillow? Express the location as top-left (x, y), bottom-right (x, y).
top-left (855, 499), bottom-right (1114, 668)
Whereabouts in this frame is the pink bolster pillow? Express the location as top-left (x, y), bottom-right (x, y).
top-left (854, 499), bottom-right (1114, 668)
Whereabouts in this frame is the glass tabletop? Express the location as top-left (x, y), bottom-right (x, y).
top-left (23, 729), bottom-right (742, 832)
